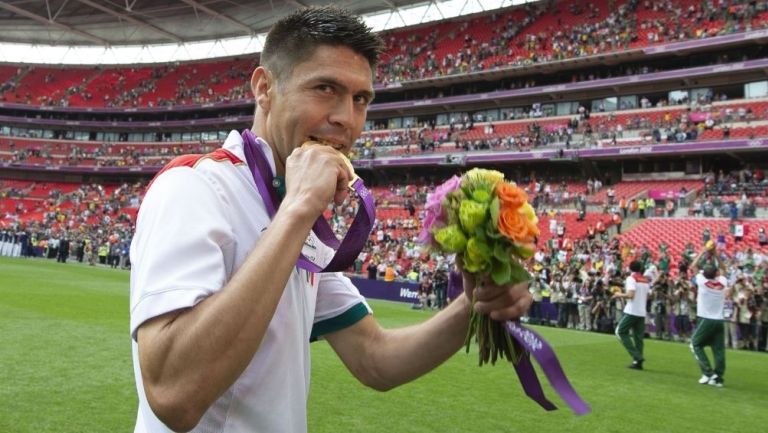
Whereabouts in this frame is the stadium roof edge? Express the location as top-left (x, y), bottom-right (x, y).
top-left (0, 0), bottom-right (540, 66)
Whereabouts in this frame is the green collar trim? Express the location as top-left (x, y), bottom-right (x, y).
top-left (272, 176), bottom-right (286, 199)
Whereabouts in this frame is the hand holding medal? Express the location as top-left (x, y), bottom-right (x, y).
top-left (243, 129), bottom-right (374, 273)
top-left (301, 138), bottom-right (360, 191)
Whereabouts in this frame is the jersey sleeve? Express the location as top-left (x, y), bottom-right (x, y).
top-left (718, 276), bottom-right (729, 291)
top-left (311, 272), bottom-right (371, 341)
top-left (694, 273), bottom-right (706, 289)
top-left (625, 276), bottom-right (637, 293)
top-left (130, 167), bottom-right (236, 340)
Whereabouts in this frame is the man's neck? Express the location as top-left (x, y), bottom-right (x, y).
top-left (251, 126), bottom-right (285, 177)
top-left (273, 155), bottom-right (286, 177)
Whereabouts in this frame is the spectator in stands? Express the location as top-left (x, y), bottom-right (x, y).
top-left (703, 197), bottom-right (715, 216)
top-left (702, 227), bottom-right (711, 245)
top-left (645, 197), bottom-right (656, 217)
top-left (664, 199), bottom-right (675, 217)
top-left (611, 211), bottom-right (622, 234)
top-left (733, 220), bottom-right (746, 242)
top-left (716, 230), bottom-right (727, 250)
top-left (126, 8), bottom-right (532, 432)
top-left (619, 196), bottom-right (628, 218)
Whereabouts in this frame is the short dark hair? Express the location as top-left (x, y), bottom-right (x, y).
top-left (261, 6), bottom-right (384, 82)
top-left (703, 265), bottom-right (718, 279)
top-left (629, 260), bottom-right (644, 273)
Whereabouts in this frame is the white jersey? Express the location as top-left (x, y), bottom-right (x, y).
top-left (623, 273), bottom-right (650, 317)
top-left (694, 273), bottom-right (728, 320)
top-left (130, 130), bottom-right (370, 433)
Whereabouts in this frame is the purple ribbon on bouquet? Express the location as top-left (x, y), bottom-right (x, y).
top-left (241, 129), bottom-right (375, 273)
top-left (506, 321), bottom-right (591, 415)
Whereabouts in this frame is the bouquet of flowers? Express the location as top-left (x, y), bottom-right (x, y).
top-left (419, 168), bottom-right (540, 366)
top-left (419, 169), bottom-right (590, 416)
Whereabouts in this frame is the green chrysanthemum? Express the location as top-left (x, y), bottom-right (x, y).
top-left (463, 236), bottom-right (492, 273)
top-left (433, 224), bottom-right (467, 253)
top-left (459, 200), bottom-right (488, 233)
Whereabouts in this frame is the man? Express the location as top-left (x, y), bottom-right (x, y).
top-left (129, 7), bottom-right (531, 433)
top-left (672, 277), bottom-right (694, 342)
top-left (613, 261), bottom-right (650, 369)
top-left (577, 274), bottom-right (594, 331)
top-left (690, 251), bottom-right (731, 387)
top-left (651, 273), bottom-right (670, 340)
top-left (612, 211), bottom-right (622, 234)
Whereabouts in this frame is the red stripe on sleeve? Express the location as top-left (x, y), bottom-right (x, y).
top-left (146, 148), bottom-right (243, 190)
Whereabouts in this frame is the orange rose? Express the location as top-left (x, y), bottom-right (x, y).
top-left (498, 204), bottom-right (537, 244)
top-left (496, 182), bottom-right (528, 209)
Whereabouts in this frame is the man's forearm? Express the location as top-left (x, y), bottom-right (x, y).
top-left (368, 294), bottom-right (472, 390)
top-left (137, 201), bottom-right (317, 429)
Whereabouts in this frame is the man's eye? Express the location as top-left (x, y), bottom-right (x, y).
top-left (354, 95), bottom-right (370, 105)
top-left (317, 85), bottom-right (334, 93)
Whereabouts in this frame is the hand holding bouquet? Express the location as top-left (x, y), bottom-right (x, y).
top-left (420, 169), bottom-right (590, 415)
top-left (420, 169), bottom-right (539, 365)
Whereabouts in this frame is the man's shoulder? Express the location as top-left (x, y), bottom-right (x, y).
top-left (150, 147), bottom-right (244, 189)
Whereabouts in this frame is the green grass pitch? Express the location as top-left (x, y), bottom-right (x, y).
top-left (1, 256), bottom-right (765, 432)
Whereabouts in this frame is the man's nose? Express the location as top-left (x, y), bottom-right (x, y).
top-left (328, 96), bottom-right (357, 131)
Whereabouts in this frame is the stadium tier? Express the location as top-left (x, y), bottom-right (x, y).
top-left (588, 180), bottom-right (702, 203)
top-left (1, 0), bottom-right (767, 108)
top-left (1, 179), bottom-right (138, 228)
top-left (618, 218), bottom-right (768, 267)
top-left (357, 98), bottom-right (768, 156)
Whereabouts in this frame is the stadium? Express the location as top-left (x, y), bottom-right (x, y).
top-left (1, 0), bottom-right (767, 432)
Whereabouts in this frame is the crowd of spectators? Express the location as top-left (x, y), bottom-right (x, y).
top-left (6, 93), bottom-right (759, 167)
top-left (0, 138), bottom-right (219, 167)
top-left (520, 234), bottom-right (768, 352)
top-left (375, 0), bottom-right (768, 84)
top-left (693, 167), bottom-right (768, 217)
top-left (1, 1), bottom-right (766, 108)
top-left (1, 63), bottom-right (251, 108)
top-left (2, 174), bottom-right (767, 351)
top-left (351, 97), bottom-right (768, 159)
top-left (0, 181), bottom-right (141, 268)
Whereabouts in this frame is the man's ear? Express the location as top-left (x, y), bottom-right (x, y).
top-left (251, 66), bottom-right (274, 112)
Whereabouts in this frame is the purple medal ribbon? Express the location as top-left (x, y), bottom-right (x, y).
top-left (506, 321), bottom-right (591, 415)
top-left (241, 129), bottom-right (375, 273)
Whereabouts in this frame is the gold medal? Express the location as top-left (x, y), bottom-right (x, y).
top-left (302, 140), bottom-right (359, 189)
